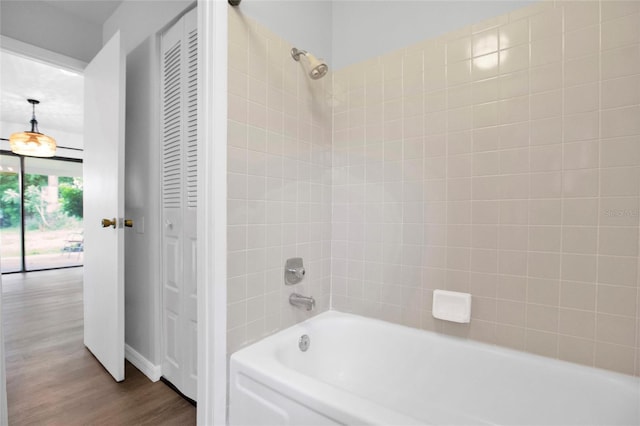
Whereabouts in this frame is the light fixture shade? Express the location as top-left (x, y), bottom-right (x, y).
top-left (9, 131), bottom-right (57, 157)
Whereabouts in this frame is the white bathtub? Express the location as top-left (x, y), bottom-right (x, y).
top-left (229, 311), bottom-right (640, 425)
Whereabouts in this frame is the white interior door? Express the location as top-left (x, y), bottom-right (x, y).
top-left (83, 32), bottom-right (126, 382)
top-left (161, 7), bottom-right (198, 400)
top-left (182, 7), bottom-right (199, 400)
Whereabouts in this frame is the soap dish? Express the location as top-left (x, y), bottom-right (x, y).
top-left (432, 289), bottom-right (472, 323)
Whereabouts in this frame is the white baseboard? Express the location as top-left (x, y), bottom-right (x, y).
top-left (125, 344), bottom-right (162, 382)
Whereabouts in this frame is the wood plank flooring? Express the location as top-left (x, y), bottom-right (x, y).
top-left (2, 268), bottom-right (196, 425)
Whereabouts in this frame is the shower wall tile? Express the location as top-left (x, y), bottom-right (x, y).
top-left (227, 9), bottom-right (332, 353)
top-left (331, 0), bottom-right (640, 376)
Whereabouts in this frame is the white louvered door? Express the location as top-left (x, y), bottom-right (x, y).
top-left (160, 7), bottom-right (197, 401)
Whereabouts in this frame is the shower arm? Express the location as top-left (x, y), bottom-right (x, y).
top-left (290, 48), bottom-right (308, 61)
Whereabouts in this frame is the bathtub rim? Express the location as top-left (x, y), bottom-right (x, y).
top-left (234, 310), bottom-right (640, 386)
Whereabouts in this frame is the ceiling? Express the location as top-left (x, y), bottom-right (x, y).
top-left (41, 0), bottom-right (123, 25)
top-left (1, 1), bottom-right (123, 147)
top-left (1, 50), bottom-right (84, 135)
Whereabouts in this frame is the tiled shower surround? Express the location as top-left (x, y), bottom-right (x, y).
top-left (332, 0), bottom-right (640, 375)
top-left (226, 9), bottom-right (333, 352)
top-left (229, 1), bottom-right (640, 376)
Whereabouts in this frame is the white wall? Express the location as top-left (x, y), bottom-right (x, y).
top-left (332, 0), bottom-right (535, 69)
top-left (124, 36), bottom-right (162, 367)
top-left (0, 1), bottom-right (102, 62)
top-left (231, 0), bottom-right (333, 66)
top-left (103, 0), bottom-right (194, 54)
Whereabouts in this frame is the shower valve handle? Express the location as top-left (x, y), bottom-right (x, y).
top-left (285, 258), bottom-right (306, 285)
top-left (288, 267), bottom-right (305, 279)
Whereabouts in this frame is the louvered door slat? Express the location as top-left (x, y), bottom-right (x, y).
top-left (185, 27), bottom-right (198, 209)
top-left (162, 38), bottom-right (182, 210)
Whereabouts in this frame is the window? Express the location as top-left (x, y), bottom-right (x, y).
top-left (0, 153), bottom-right (83, 273)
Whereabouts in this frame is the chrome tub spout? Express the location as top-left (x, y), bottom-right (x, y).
top-left (289, 293), bottom-right (315, 311)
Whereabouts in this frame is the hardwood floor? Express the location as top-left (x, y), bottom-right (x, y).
top-left (2, 268), bottom-right (196, 425)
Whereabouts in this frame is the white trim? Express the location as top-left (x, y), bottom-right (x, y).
top-left (0, 35), bottom-right (87, 72)
top-left (150, 32), bottom-right (164, 395)
top-left (0, 273), bottom-right (7, 426)
top-left (125, 344), bottom-right (162, 382)
top-left (197, 0), bottom-right (227, 425)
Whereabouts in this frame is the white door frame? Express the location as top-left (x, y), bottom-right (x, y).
top-left (196, 0), bottom-right (227, 424)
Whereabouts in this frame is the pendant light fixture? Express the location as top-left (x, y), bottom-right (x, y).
top-left (9, 99), bottom-right (57, 157)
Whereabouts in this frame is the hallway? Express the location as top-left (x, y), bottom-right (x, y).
top-left (2, 268), bottom-right (195, 425)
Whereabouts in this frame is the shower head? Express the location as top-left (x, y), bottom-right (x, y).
top-left (291, 47), bottom-right (328, 80)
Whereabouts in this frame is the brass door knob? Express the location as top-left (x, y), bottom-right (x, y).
top-left (124, 219), bottom-right (133, 228)
top-left (102, 218), bottom-right (116, 228)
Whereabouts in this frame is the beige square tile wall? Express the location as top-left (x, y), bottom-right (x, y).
top-left (227, 9), bottom-right (333, 353)
top-left (331, 0), bottom-right (640, 375)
